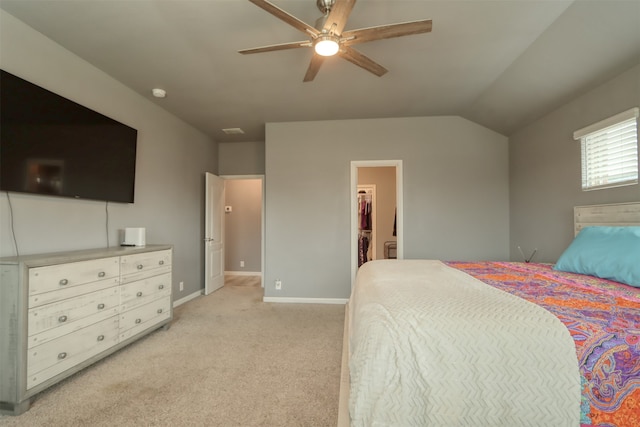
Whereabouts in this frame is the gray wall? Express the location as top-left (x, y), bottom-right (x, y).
top-left (0, 11), bottom-right (218, 299)
top-left (265, 116), bottom-right (509, 299)
top-left (224, 179), bottom-right (262, 273)
top-left (509, 63), bottom-right (640, 263)
top-left (358, 167), bottom-right (397, 260)
top-left (218, 141), bottom-right (265, 175)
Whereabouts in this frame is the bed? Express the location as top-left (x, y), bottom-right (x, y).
top-left (338, 203), bottom-right (640, 426)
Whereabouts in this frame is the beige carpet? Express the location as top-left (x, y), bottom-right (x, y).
top-left (0, 278), bottom-right (345, 426)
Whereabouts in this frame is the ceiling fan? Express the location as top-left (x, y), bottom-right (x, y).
top-left (239, 0), bottom-right (432, 82)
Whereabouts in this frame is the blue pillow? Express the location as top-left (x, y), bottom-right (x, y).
top-left (554, 226), bottom-right (640, 287)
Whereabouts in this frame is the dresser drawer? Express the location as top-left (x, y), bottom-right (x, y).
top-left (29, 257), bottom-right (120, 297)
top-left (29, 277), bottom-right (119, 309)
top-left (120, 250), bottom-right (171, 284)
top-left (28, 287), bottom-right (120, 347)
top-left (119, 297), bottom-right (171, 339)
top-left (27, 316), bottom-right (119, 389)
top-left (120, 273), bottom-right (171, 311)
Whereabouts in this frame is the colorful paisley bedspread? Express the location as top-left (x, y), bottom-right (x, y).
top-left (445, 261), bottom-right (640, 427)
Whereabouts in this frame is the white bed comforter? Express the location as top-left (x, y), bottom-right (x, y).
top-left (348, 260), bottom-right (580, 426)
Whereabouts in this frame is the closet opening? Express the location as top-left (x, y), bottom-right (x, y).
top-left (357, 185), bottom-right (376, 267)
top-left (350, 160), bottom-right (403, 289)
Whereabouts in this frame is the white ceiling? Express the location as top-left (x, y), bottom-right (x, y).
top-left (1, 0), bottom-right (639, 143)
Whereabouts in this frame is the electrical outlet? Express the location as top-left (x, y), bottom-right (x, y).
top-left (275, 280), bottom-right (282, 290)
top-left (240, 260), bottom-right (245, 268)
top-left (179, 281), bottom-right (184, 291)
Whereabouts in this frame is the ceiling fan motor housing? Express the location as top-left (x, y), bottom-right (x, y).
top-left (316, 0), bottom-right (336, 15)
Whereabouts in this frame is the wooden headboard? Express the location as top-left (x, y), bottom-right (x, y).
top-left (574, 202), bottom-right (640, 236)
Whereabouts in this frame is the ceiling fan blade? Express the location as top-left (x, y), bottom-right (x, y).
top-left (338, 46), bottom-right (388, 77)
top-left (323, 0), bottom-right (356, 35)
top-left (341, 19), bottom-right (433, 46)
top-left (303, 54), bottom-right (325, 82)
top-left (248, 0), bottom-right (319, 37)
top-left (239, 41), bottom-right (311, 55)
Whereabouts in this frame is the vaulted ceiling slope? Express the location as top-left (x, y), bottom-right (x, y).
top-left (1, 0), bottom-right (639, 143)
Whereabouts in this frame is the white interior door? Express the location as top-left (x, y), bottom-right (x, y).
top-left (205, 172), bottom-right (225, 295)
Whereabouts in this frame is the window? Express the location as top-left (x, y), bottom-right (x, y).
top-left (574, 107), bottom-right (639, 191)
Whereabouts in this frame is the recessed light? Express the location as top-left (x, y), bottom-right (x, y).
top-left (222, 128), bottom-right (245, 135)
top-left (152, 88), bottom-right (167, 98)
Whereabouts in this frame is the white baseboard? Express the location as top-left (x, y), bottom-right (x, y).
top-left (225, 271), bottom-right (262, 276)
top-left (263, 296), bottom-right (348, 305)
top-left (173, 287), bottom-right (348, 306)
top-left (173, 290), bottom-right (202, 307)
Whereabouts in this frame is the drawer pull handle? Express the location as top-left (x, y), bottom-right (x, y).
top-left (158, 284), bottom-right (164, 290)
top-left (58, 315), bottom-right (68, 323)
top-left (97, 303), bottom-right (105, 310)
top-left (59, 279), bottom-right (69, 286)
top-left (136, 291), bottom-right (143, 297)
top-left (98, 271), bottom-right (106, 278)
top-left (159, 260), bottom-right (164, 265)
top-left (97, 335), bottom-right (105, 342)
top-left (157, 308), bottom-right (163, 314)
top-left (58, 352), bottom-right (67, 360)
top-left (137, 264), bottom-right (144, 270)
top-left (135, 318), bottom-right (142, 324)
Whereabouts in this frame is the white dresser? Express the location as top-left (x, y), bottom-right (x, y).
top-left (0, 245), bottom-right (173, 415)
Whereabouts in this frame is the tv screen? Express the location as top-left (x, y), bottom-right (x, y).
top-left (0, 69), bottom-right (137, 203)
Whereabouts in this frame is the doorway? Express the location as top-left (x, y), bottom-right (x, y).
top-left (350, 160), bottom-right (403, 289)
top-left (221, 175), bottom-right (265, 289)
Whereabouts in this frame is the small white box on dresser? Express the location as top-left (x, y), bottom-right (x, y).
top-left (0, 244), bottom-right (172, 415)
top-left (122, 227), bottom-right (146, 246)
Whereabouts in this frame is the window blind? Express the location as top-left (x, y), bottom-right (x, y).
top-left (574, 108), bottom-right (639, 191)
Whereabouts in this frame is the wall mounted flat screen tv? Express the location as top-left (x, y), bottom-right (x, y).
top-left (0, 69), bottom-right (137, 203)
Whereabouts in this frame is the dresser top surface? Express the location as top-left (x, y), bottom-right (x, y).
top-left (0, 245), bottom-right (172, 267)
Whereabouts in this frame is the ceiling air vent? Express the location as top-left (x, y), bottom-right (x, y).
top-left (222, 128), bottom-right (245, 135)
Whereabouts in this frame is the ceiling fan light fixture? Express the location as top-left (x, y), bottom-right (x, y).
top-left (314, 34), bottom-right (339, 56)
